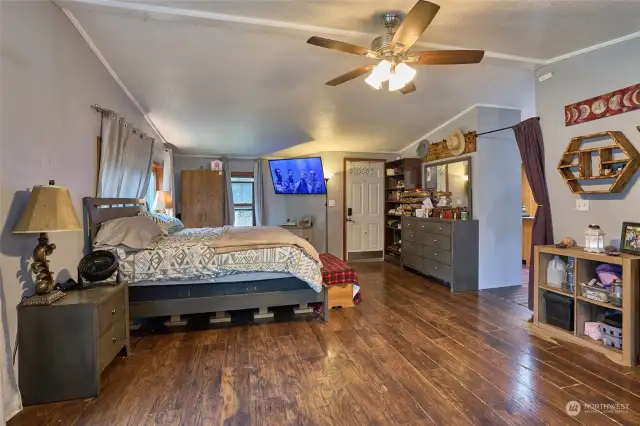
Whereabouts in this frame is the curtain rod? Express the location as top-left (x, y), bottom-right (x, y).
top-left (90, 104), bottom-right (114, 115)
top-left (476, 117), bottom-right (540, 137)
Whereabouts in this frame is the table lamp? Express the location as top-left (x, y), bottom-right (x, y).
top-left (13, 181), bottom-right (82, 305)
top-left (152, 190), bottom-right (173, 214)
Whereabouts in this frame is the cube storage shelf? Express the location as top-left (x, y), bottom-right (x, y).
top-left (533, 246), bottom-right (640, 366)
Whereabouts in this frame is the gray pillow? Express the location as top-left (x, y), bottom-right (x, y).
top-left (94, 216), bottom-right (163, 250)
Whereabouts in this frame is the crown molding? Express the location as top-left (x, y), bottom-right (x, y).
top-left (544, 31), bottom-right (640, 66)
top-left (397, 103), bottom-right (523, 155)
top-left (61, 7), bottom-right (169, 145)
top-left (58, 0), bottom-right (544, 66)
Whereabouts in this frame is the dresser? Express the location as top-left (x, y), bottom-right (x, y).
top-left (18, 283), bottom-right (130, 405)
top-left (181, 170), bottom-right (225, 228)
top-left (401, 217), bottom-right (479, 292)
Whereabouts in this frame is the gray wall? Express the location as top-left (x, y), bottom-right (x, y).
top-left (400, 106), bottom-right (522, 289)
top-left (263, 151), bottom-right (396, 258)
top-left (173, 156), bottom-right (254, 213)
top-left (0, 0), bottom-right (161, 376)
top-left (536, 38), bottom-right (640, 246)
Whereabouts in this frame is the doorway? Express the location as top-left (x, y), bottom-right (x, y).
top-left (343, 159), bottom-right (385, 261)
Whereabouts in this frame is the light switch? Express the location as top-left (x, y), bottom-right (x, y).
top-left (328, 200), bottom-right (336, 207)
top-left (576, 199), bottom-right (589, 211)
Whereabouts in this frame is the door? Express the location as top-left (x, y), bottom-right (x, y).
top-left (345, 161), bottom-right (384, 260)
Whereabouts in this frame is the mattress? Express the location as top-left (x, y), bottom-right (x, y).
top-left (107, 227), bottom-right (323, 292)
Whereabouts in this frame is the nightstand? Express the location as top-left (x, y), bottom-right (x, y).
top-left (18, 282), bottom-right (130, 405)
top-left (281, 223), bottom-right (313, 243)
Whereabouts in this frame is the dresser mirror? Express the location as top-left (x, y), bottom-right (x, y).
top-left (423, 157), bottom-right (472, 214)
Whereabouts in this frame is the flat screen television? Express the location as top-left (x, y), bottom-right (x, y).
top-left (268, 157), bottom-right (327, 195)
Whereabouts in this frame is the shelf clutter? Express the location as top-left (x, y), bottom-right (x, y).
top-left (533, 245), bottom-right (640, 366)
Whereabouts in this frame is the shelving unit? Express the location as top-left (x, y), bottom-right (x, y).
top-left (557, 131), bottom-right (640, 194)
top-left (533, 246), bottom-right (640, 366)
top-left (383, 158), bottom-right (422, 261)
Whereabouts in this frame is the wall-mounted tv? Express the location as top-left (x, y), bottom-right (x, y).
top-left (268, 157), bottom-right (327, 195)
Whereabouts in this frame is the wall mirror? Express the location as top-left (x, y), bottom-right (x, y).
top-left (423, 157), bottom-right (472, 214)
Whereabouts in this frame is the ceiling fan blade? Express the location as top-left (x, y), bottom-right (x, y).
top-left (326, 65), bottom-right (374, 86)
top-left (307, 36), bottom-right (377, 58)
top-left (399, 81), bottom-right (417, 94)
top-left (407, 50), bottom-right (485, 65)
top-left (391, 1), bottom-right (441, 52)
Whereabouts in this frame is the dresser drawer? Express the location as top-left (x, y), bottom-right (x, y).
top-left (403, 253), bottom-right (423, 271)
top-left (417, 221), bottom-right (451, 236)
top-left (402, 241), bottom-right (423, 256)
top-left (402, 218), bottom-right (417, 232)
top-left (98, 316), bottom-right (127, 374)
top-left (424, 259), bottom-right (452, 282)
top-left (403, 229), bottom-right (420, 243)
top-left (97, 285), bottom-right (126, 337)
top-left (421, 232), bottom-right (452, 251)
top-left (423, 246), bottom-right (452, 265)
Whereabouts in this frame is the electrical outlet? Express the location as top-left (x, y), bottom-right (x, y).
top-left (328, 200), bottom-right (336, 207)
top-left (576, 199), bottom-right (589, 211)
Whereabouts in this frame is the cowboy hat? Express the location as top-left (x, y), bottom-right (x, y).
top-left (446, 129), bottom-right (466, 156)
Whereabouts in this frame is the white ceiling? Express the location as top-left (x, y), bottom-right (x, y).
top-left (60, 0), bottom-right (640, 157)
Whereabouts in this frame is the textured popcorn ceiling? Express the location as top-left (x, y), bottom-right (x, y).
top-left (61, 1), bottom-right (640, 156)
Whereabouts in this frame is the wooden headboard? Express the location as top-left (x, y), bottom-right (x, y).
top-left (83, 197), bottom-right (147, 248)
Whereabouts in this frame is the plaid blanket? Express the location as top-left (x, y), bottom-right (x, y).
top-left (320, 253), bottom-right (362, 305)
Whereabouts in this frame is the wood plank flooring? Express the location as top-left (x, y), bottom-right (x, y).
top-left (10, 261), bottom-right (640, 426)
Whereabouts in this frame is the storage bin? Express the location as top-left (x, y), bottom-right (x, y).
top-left (579, 282), bottom-right (610, 303)
top-left (600, 321), bottom-right (622, 339)
top-left (543, 291), bottom-right (574, 331)
top-left (603, 334), bottom-right (623, 350)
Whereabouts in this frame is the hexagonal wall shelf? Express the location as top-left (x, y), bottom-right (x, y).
top-left (557, 131), bottom-right (640, 194)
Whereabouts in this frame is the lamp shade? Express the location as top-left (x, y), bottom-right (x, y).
top-left (152, 190), bottom-right (173, 211)
top-left (13, 185), bottom-right (81, 233)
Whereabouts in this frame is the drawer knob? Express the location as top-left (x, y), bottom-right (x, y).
top-left (438, 227), bottom-right (442, 231)
top-left (421, 225), bottom-right (424, 228)
top-left (112, 337), bottom-right (116, 344)
top-left (111, 309), bottom-right (116, 315)
top-left (433, 239), bottom-right (438, 243)
top-left (434, 252), bottom-right (438, 256)
top-left (434, 266), bottom-right (438, 270)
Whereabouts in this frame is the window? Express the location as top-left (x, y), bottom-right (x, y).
top-left (231, 172), bottom-right (254, 226)
top-left (145, 162), bottom-right (163, 208)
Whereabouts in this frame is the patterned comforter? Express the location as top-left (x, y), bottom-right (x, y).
top-left (115, 227), bottom-right (323, 292)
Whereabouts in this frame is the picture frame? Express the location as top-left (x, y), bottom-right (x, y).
top-left (620, 222), bottom-right (640, 255)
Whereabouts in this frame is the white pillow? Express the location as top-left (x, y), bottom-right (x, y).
top-left (94, 216), bottom-right (163, 250)
top-left (138, 211), bottom-right (185, 235)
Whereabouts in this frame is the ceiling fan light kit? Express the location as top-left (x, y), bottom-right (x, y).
top-left (306, 1), bottom-right (485, 95)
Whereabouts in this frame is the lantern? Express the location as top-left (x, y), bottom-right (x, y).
top-left (584, 224), bottom-right (605, 253)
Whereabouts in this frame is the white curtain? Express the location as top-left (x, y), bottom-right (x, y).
top-left (97, 114), bottom-right (155, 198)
top-left (0, 279), bottom-right (21, 423)
top-left (222, 157), bottom-right (235, 226)
top-left (162, 148), bottom-right (175, 217)
top-left (254, 159), bottom-right (264, 226)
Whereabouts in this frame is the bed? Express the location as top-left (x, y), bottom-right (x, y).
top-left (83, 197), bottom-right (328, 323)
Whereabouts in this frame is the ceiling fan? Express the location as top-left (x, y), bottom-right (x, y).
top-left (307, 0), bottom-right (484, 94)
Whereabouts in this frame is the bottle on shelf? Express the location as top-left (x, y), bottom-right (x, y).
top-left (566, 257), bottom-right (575, 293)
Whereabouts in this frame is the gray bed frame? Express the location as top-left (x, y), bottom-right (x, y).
top-left (83, 197), bottom-right (328, 324)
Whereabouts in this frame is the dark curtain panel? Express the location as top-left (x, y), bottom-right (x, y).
top-left (513, 117), bottom-right (554, 310)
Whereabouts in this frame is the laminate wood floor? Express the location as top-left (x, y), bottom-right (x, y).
top-left (10, 262), bottom-right (640, 426)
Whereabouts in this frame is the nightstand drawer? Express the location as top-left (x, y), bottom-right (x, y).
top-left (403, 253), bottom-right (423, 271)
top-left (98, 316), bottom-right (126, 374)
top-left (98, 285), bottom-right (126, 337)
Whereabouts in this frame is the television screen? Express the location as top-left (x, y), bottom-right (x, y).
top-left (269, 157), bottom-right (327, 195)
